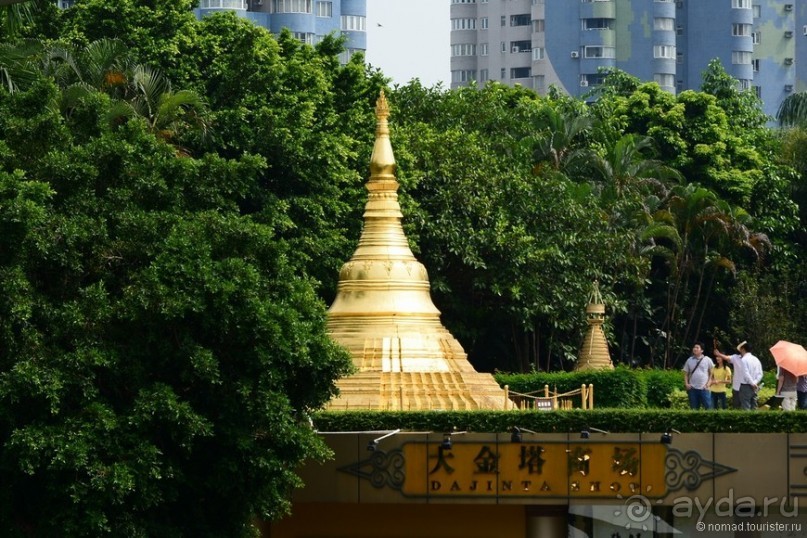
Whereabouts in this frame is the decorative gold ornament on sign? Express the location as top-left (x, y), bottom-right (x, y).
top-left (326, 91), bottom-right (513, 410)
top-left (575, 281), bottom-right (614, 370)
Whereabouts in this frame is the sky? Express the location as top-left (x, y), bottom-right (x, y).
top-left (365, 0), bottom-right (450, 88)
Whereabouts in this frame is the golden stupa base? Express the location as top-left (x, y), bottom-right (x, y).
top-left (327, 371), bottom-right (512, 411)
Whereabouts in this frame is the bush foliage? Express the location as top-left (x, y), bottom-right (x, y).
top-left (314, 408), bottom-right (807, 434)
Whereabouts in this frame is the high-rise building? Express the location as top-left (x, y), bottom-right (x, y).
top-left (55, 1), bottom-right (367, 63)
top-left (195, 0), bottom-right (366, 62)
top-left (450, 0), bottom-right (806, 119)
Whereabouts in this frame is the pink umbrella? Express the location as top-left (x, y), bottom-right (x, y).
top-left (770, 340), bottom-right (807, 377)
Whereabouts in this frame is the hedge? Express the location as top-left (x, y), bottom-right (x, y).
top-left (494, 367), bottom-right (778, 409)
top-left (313, 409), bottom-right (807, 434)
top-left (495, 367), bottom-right (647, 408)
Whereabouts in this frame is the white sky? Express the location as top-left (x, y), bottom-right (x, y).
top-left (365, 0), bottom-right (450, 88)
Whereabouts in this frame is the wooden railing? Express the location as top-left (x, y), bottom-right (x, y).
top-left (504, 384), bottom-right (594, 410)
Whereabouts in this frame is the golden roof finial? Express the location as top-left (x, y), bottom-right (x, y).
top-left (370, 89), bottom-right (395, 178)
top-left (375, 89), bottom-right (390, 120)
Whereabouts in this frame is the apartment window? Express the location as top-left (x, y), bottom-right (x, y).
top-left (654, 0), bottom-right (674, 2)
top-left (731, 50), bottom-right (751, 64)
top-left (738, 79), bottom-right (751, 90)
top-left (451, 18), bottom-right (477, 30)
top-left (580, 73), bottom-right (606, 85)
top-left (199, 0), bottom-right (247, 7)
top-left (338, 48), bottom-right (361, 63)
top-left (653, 73), bottom-right (675, 87)
top-left (732, 23), bottom-right (752, 36)
top-left (501, 41), bottom-right (506, 53)
top-left (653, 17), bottom-right (674, 31)
top-left (584, 45), bottom-right (616, 58)
top-left (583, 18), bottom-right (614, 30)
top-left (532, 47), bottom-right (545, 60)
top-left (751, 31), bottom-right (760, 44)
top-left (654, 45), bottom-right (676, 59)
top-left (511, 40), bottom-right (532, 53)
top-left (451, 0), bottom-right (476, 3)
top-left (480, 69), bottom-right (489, 81)
top-left (581, 0), bottom-right (613, 3)
top-left (451, 43), bottom-right (477, 56)
top-left (511, 14), bottom-right (530, 26)
top-left (752, 59), bottom-right (759, 72)
top-left (731, 0), bottom-right (751, 8)
top-left (753, 85), bottom-right (761, 98)
top-left (271, 0), bottom-right (312, 13)
top-left (340, 15), bottom-right (366, 31)
top-left (316, 1), bottom-right (332, 17)
top-left (480, 43), bottom-right (488, 56)
top-left (676, 25), bottom-right (684, 35)
top-left (501, 68), bottom-right (506, 79)
top-left (293, 32), bottom-right (315, 45)
top-left (510, 67), bottom-right (531, 79)
top-left (676, 52), bottom-right (684, 64)
top-left (533, 19), bottom-right (545, 32)
top-left (451, 70), bottom-right (477, 83)
top-left (752, 5), bottom-right (761, 18)
top-left (532, 75), bottom-right (545, 89)
top-left (481, 17), bottom-right (489, 29)
top-left (501, 15), bottom-right (506, 26)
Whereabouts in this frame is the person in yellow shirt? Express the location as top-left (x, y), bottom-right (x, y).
top-left (710, 353), bottom-right (732, 409)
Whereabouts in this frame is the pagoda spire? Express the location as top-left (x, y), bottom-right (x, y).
top-left (575, 281), bottom-right (614, 370)
top-left (325, 92), bottom-right (512, 410)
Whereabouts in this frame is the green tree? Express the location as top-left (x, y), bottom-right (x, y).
top-left (390, 83), bottom-right (641, 372)
top-left (777, 91), bottom-right (807, 127)
top-left (0, 41), bottom-right (354, 538)
top-left (640, 184), bottom-right (769, 366)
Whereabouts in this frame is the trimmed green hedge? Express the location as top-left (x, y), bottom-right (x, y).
top-left (641, 369), bottom-right (682, 407)
top-left (494, 367), bottom-right (776, 409)
top-left (495, 367), bottom-right (647, 408)
top-left (313, 409), bottom-right (807, 434)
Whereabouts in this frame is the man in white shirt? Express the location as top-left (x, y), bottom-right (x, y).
top-left (740, 342), bottom-right (763, 409)
top-left (716, 341), bottom-right (761, 410)
top-left (683, 342), bottom-right (714, 410)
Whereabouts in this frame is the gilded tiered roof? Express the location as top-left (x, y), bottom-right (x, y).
top-left (326, 91), bottom-right (513, 410)
top-left (575, 281), bottom-right (613, 370)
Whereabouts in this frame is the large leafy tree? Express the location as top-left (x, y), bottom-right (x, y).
top-left (389, 82), bottom-right (642, 372)
top-left (0, 5), bottom-right (373, 533)
top-left (0, 72), bottom-right (353, 537)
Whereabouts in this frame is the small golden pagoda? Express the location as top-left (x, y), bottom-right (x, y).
top-left (326, 91), bottom-right (512, 410)
top-left (575, 281), bottom-right (614, 370)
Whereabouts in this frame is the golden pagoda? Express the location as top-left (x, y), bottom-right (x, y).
top-left (326, 91), bottom-right (513, 410)
top-left (575, 281), bottom-right (614, 370)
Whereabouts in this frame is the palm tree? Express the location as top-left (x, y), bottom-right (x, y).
top-left (640, 184), bottom-right (769, 366)
top-left (531, 105), bottom-right (596, 175)
top-left (44, 39), bottom-right (210, 146)
top-left (0, 39), bottom-right (40, 92)
top-left (777, 92), bottom-right (807, 127)
top-left (1, 0), bottom-right (36, 38)
top-left (106, 64), bottom-right (210, 145)
top-left (588, 133), bottom-right (681, 202)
